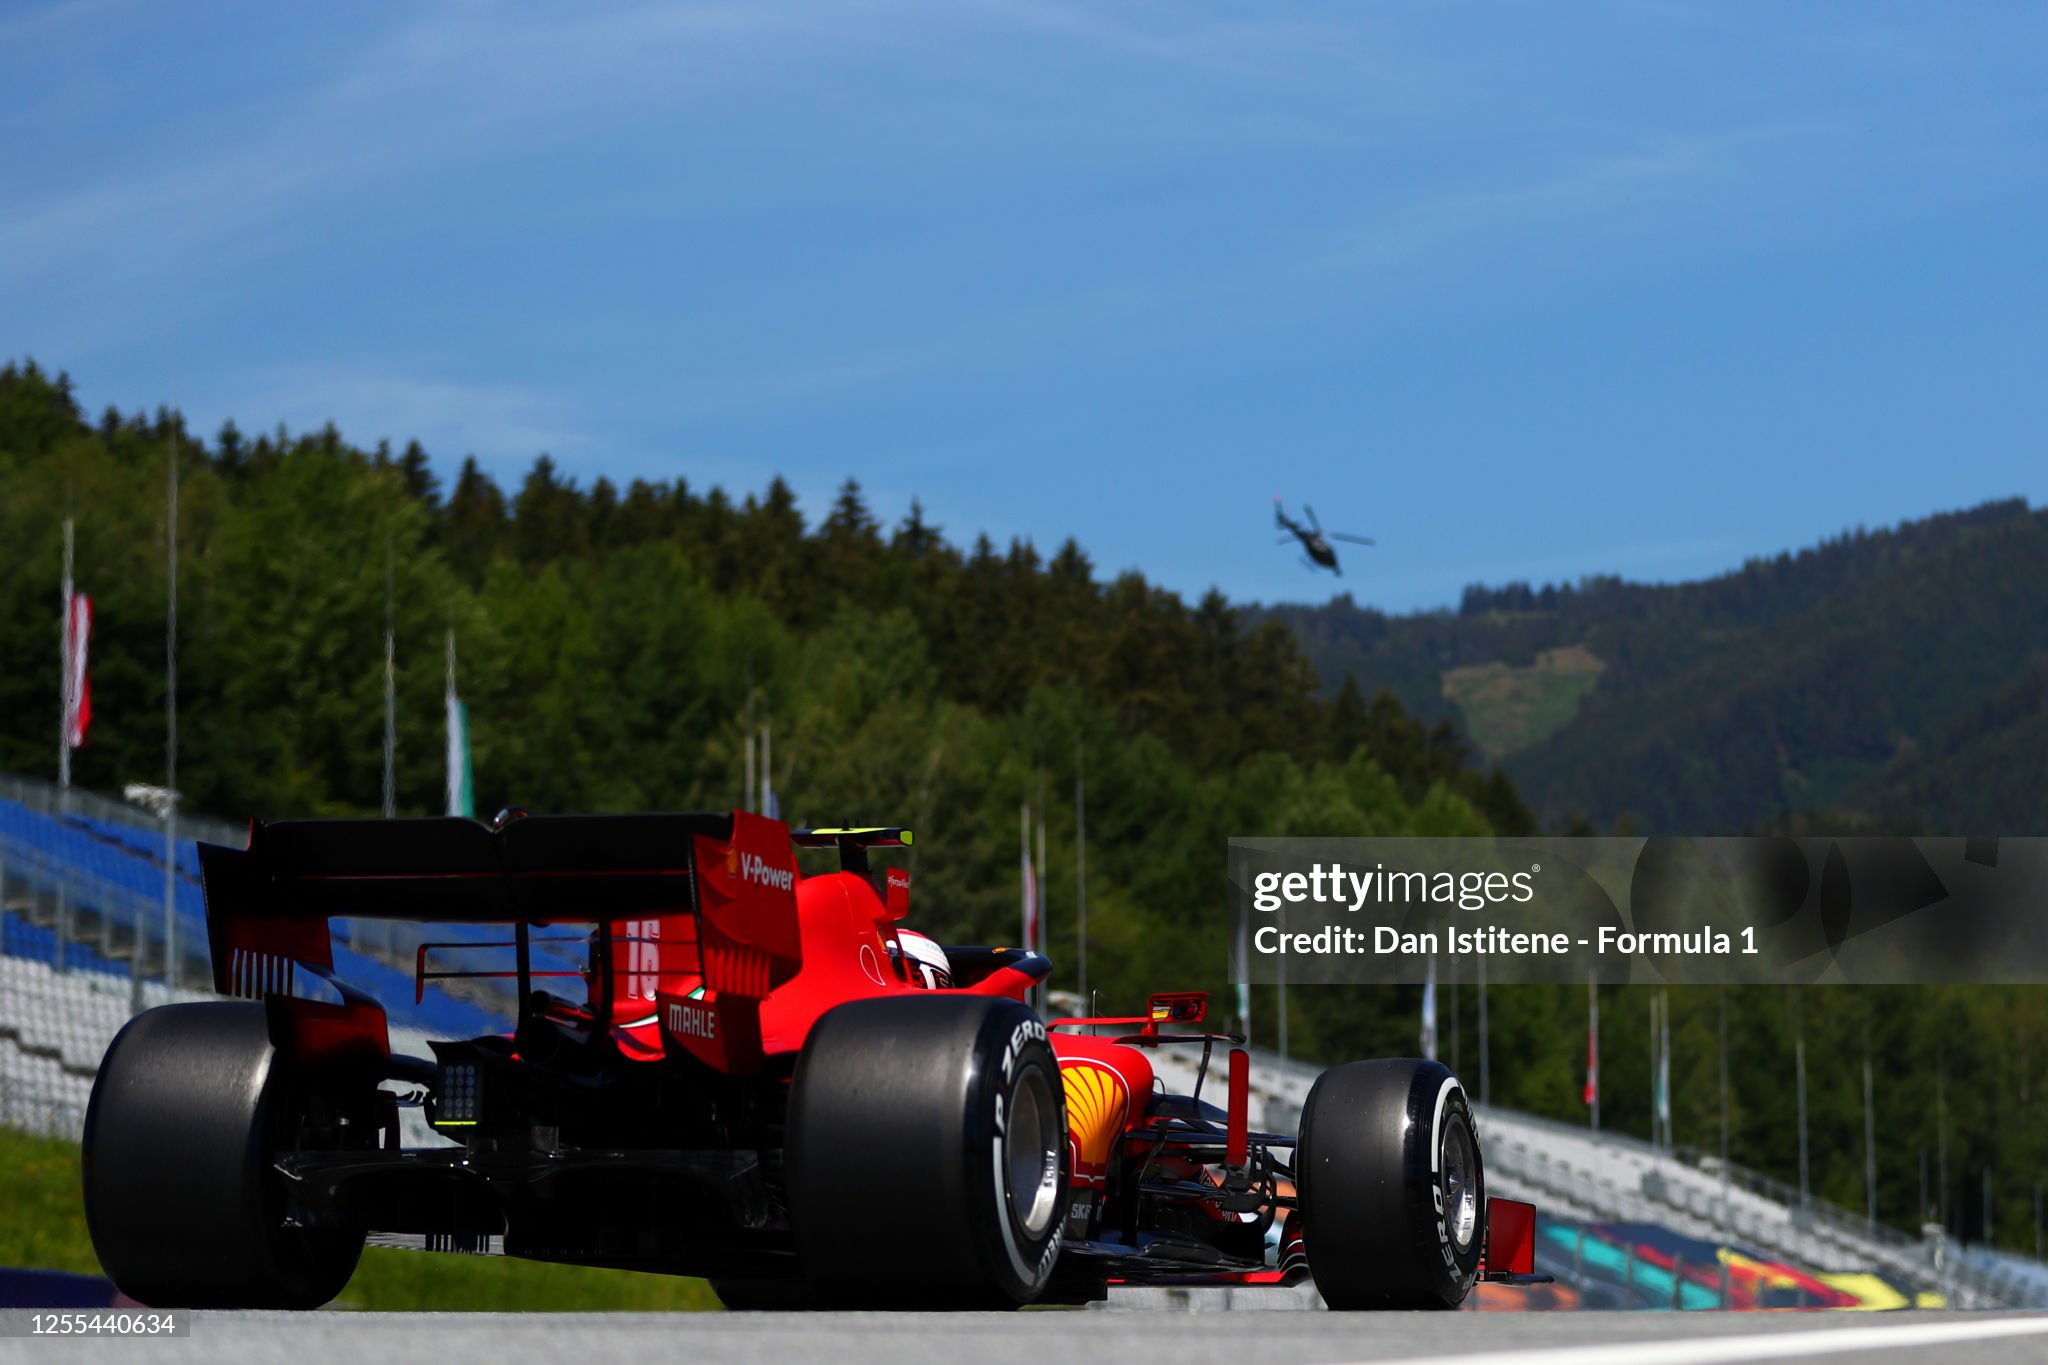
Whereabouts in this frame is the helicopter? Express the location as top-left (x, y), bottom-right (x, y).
top-left (1274, 497), bottom-right (1374, 576)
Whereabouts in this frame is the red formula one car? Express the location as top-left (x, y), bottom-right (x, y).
top-left (82, 811), bottom-right (1541, 1310)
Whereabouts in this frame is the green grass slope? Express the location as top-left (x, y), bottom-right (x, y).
top-left (1441, 644), bottom-right (1606, 759)
top-left (0, 1128), bottom-right (716, 1311)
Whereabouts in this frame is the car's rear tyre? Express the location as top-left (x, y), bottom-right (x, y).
top-left (785, 995), bottom-right (1065, 1308)
top-left (1296, 1058), bottom-right (1482, 1310)
top-left (82, 1002), bottom-right (365, 1308)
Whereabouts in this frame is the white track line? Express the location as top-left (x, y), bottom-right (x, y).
top-left (1369, 1315), bottom-right (2048, 1365)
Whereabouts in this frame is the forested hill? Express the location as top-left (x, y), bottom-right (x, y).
top-left (1261, 499), bottom-right (2048, 835)
top-left (0, 359), bottom-right (1525, 1054)
top-left (16, 363), bottom-right (2048, 1243)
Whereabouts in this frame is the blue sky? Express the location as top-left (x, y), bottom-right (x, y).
top-left (5, 1), bottom-right (2044, 611)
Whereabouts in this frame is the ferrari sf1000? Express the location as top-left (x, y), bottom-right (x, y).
top-left (82, 811), bottom-right (1541, 1309)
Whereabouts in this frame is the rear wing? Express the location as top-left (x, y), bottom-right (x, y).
top-left (197, 810), bottom-right (804, 1068)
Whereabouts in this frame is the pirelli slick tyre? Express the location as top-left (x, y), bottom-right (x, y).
top-left (786, 995), bottom-right (1066, 1309)
top-left (81, 1002), bottom-right (365, 1309)
top-left (1296, 1058), bottom-right (1483, 1310)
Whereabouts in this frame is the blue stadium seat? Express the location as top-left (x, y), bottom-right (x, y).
top-left (3, 795), bottom-right (509, 1039)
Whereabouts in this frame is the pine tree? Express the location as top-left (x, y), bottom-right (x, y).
top-left (444, 457), bottom-right (509, 583)
top-left (512, 455), bottom-right (588, 565)
top-left (398, 440), bottom-right (439, 505)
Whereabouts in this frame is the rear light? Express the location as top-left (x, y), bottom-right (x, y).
top-left (438, 1063), bottom-right (480, 1126)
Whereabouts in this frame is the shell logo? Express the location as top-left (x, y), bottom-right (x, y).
top-left (1060, 1062), bottom-right (1129, 1172)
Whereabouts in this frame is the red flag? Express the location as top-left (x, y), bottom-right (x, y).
top-left (63, 592), bottom-right (92, 748)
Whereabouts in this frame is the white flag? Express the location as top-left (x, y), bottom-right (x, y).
top-left (1421, 954), bottom-right (1438, 1060)
top-left (445, 630), bottom-right (473, 818)
top-left (1658, 993), bottom-right (1672, 1142)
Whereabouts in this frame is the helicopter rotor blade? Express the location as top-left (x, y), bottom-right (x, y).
top-left (1303, 504), bottom-right (1322, 533)
top-left (1329, 533), bottom-right (1376, 546)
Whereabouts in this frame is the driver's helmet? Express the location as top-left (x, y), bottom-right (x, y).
top-left (890, 928), bottom-right (953, 990)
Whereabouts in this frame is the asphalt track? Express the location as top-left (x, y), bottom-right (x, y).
top-left (12, 1309), bottom-right (2048, 1365)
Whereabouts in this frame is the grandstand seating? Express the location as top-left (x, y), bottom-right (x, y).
top-left (0, 796), bottom-right (208, 981)
top-left (1, 783), bottom-right (515, 1036)
top-left (72, 812), bottom-right (205, 879)
top-left (1, 779), bottom-right (517, 1152)
top-left (1, 950), bottom-right (457, 1148)
top-left (2, 908), bottom-right (125, 976)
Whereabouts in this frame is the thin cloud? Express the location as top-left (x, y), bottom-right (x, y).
top-left (225, 366), bottom-right (594, 470)
top-left (0, 2), bottom-right (942, 300)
